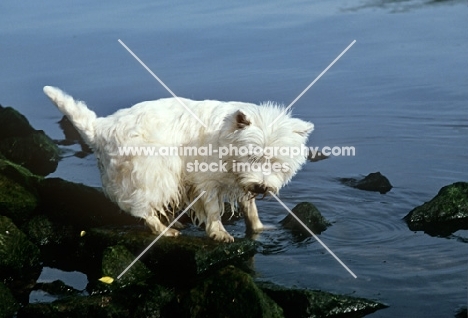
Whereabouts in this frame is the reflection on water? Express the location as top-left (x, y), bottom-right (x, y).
top-left (343, 0), bottom-right (465, 13)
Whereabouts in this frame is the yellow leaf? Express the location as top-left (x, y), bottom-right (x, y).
top-left (80, 231), bottom-right (86, 237)
top-left (98, 276), bottom-right (114, 284)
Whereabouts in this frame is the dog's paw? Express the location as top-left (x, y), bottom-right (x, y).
top-left (209, 230), bottom-right (234, 243)
top-left (247, 220), bottom-right (264, 233)
top-left (163, 228), bottom-right (181, 237)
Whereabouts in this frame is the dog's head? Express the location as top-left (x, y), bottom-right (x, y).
top-left (222, 103), bottom-right (314, 197)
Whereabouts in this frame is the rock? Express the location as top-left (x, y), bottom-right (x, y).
top-left (179, 266), bottom-right (284, 318)
top-left (0, 282), bottom-right (18, 318)
top-left (403, 182), bottom-right (468, 236)
top-left (84, 227), bottom-right (258, 286)
top-left (35, 177), bottom-right (139, 228)
top-left (99, 245), bottom-right (152, 289)
top-left (0, 106), bottom-right (60, 176)
top-left (0, 159), bottom-right (39, 225)
top-left (0, 105), bottom-right (35, 138)
top-left (258, 281), bottom-right (388, 318)
top-left (17, 295), bottom-right (130, 318)
top-left (33, 280), bottom-right (80, 298)
top-left (132, 284), bottom-right (176, 318)
top-left (0, 216), bottom-right (41, 280)
top-left (57, 116), bottom-right (93, 157)
top-left (340, 172), bottom-right (392, 194)
top-left (23, 215), bottom-right (77, 248)
top-left (308, 149), bottom-right (329, 162)
top-left (280, 202), bottom-right (331, 237)
top-left (455, 307), bottom-right (467, 318)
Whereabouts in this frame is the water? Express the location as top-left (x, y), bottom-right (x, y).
top-left (2, 0), bottom-right (467, 316)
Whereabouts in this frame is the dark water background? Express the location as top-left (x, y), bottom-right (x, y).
top-left (2, 1), bottom-right (467, 316)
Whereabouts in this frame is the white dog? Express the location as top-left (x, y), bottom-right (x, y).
top-left (44, 86), bottom-right (313, 242)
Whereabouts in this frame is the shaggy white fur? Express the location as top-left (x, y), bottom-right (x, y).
top-left (44, 86), bottom-right (313, 242)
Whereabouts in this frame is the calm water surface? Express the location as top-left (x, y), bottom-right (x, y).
top-left (2, 1), bottom-right (467, 316)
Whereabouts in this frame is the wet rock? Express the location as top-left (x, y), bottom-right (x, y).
top-left (35, 177), bottom-right (139, 228)
top-left (0, 106), bottom-right (60, 176)
top-left (455, 307), bottom-right (467, 318)
top-left (57, 116), bottom-right (93, 157)
top-left (308, 149), bottom-right (329, 162)
top-left (99, 245), bottom-right (152, 290)
top-left (0, 105), bottom-right (35, 138)
top-left (0, 216), bottom-right (41, 280)
top-left (22, 214), bottom-right (94, 274)
top-left (258, 281), bottom-right (388, 318)
top-left (403, 182), bottom-right (468, 236)
top-left (33, 280), bottom-right (81, 298)
top-left (18, 295), bottom-right (130, 318)
top-left (132, 284), bottom-right (176, 318)
top-left (0, 282), bottom-right (18, 318)
top-left (84, 227), bottom-right (258, 286)
top-left (280, 202), bottom-right (331, 237)
top-left (340, 172), bottom-right (392, 194)
top-left (23, 215), bottom-right (77, 248)
top-left (179, 266), bottom-right (284, 318)
top-left (0, 159), bottom-right (39, 224)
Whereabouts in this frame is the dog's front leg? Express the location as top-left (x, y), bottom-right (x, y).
top-left (204, 199), bottom-right (234, 242)
top-left (240, 198), bottom-right (264, 233)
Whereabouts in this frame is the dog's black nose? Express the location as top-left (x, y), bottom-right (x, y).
top-left (249, 184), bottom-right (268, 194)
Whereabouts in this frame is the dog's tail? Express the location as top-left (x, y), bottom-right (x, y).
top-left (43, 86), bottom-right (97, 145)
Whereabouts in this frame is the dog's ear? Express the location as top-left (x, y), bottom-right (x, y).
top-left (235, 111), bottom-right (251, 129)
top-left (292, 119), bottom-right (314, 136)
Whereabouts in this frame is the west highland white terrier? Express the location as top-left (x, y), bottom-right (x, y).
top-left (43, 86), bottom-right (313, 242)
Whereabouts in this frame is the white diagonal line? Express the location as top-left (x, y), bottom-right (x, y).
top-left (118, 39), bottom-right (207, 128)
top-left (117, 191), bottom-right (206, 280)
top-left (269, 191), bottom-right (357, 279)
top-left (269, 40), bottom-right (356, 127)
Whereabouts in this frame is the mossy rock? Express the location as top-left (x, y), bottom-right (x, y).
top-left (0, 132), bottom-right (60, 176)
top-left (17, 295), bottom-right (130, 318)
top-left (180, 266), bottom-right (284, 318)
top-left (0, 282), bottom-right (18, 318)
top-left (84, 227), bottom-right (258, 286)
top-left (404, 182), bottom-right (468, 236)
top-left (0, 106), bottom-right (35, 139)
top-left (280, 202), bottom-right (331, 238)
top-left (35, 177), bottom-right (138, 228)
top-left (132, 284), bottom-right (176, 318)
top-left (100, 245), bottom-right (152, 289)
top-left (33, 280), bottom-right (81, 298)
top-left (0, 216), bottom-right (41, 279)
top-left (23, 215), bottom-right (77, 247)
top-left (0, 106), bottom-right (60, 176)
top-left (258, 281), bottom-right (388, 318)
top-left (0, 159), bottom-right (39, 224)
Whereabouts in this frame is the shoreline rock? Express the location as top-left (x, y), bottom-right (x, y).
top-left (340, 172), bottom-right (393, 194)
top-left (0, 105), bottom-right (59, 176)
top-left (280, 202), bottom-right (331, 238)
top-left (404, 182), bottom-right (468, 236)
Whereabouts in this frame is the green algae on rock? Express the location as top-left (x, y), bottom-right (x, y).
top-left (280, 202), bottom-right (331, 237)
top-left (404, 182), bottom-right (468, 236)
top-left (101, 245), bottom-right (152, 288)
top-left (0, 282), bottom-right (18, 318)
top-left (0, 106), bottom-right (60, 176)
top-left (0, 159), bottom-right (39, 225)
top-left (84, 227), bottom-right (258, 286)
top-left (258, 281), bottom-right (388, 318)
top-left (0, 216), bottom-right (41, 279)
top-left (180, 266), bottom-right (284, 318)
